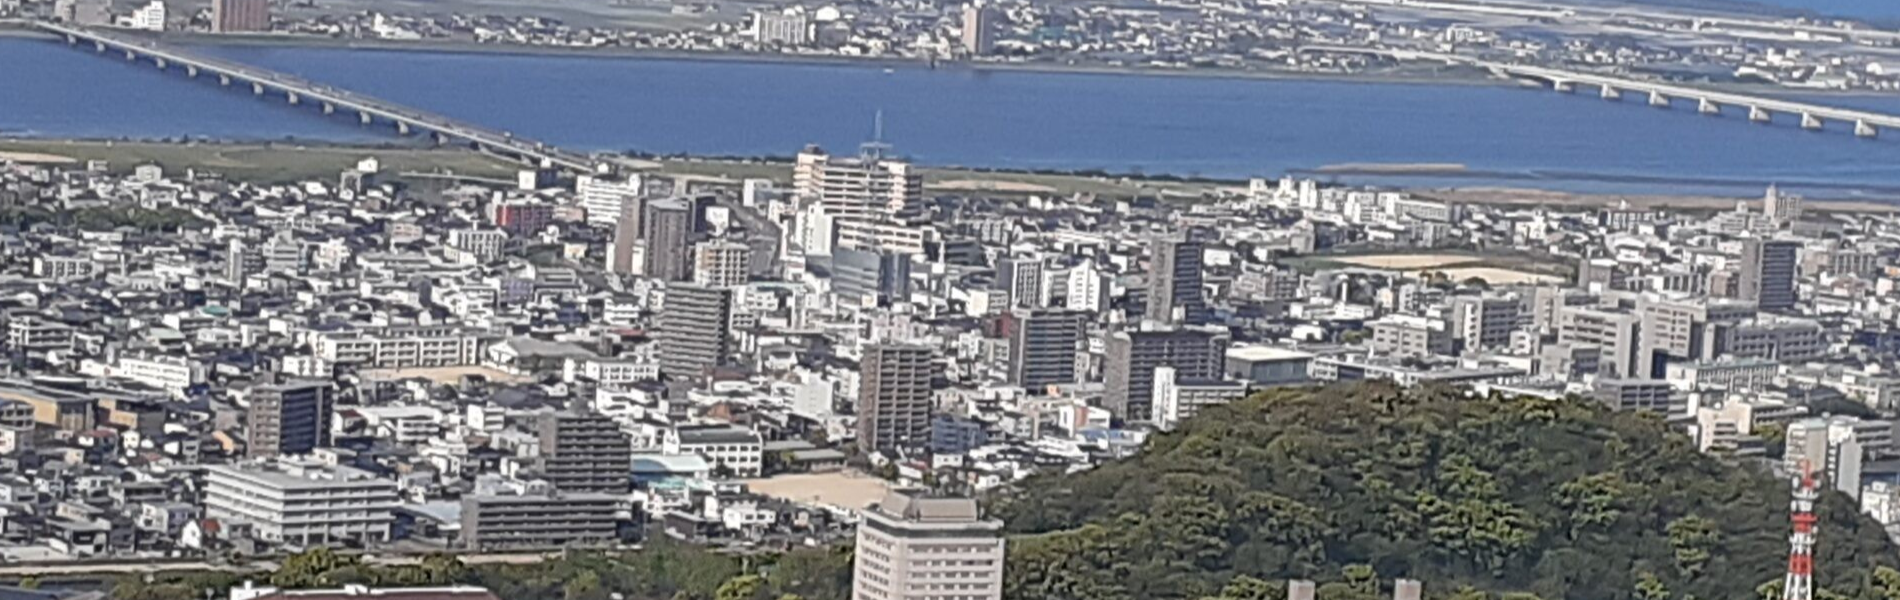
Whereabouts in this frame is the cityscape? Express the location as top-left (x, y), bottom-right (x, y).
top-left (3, 0), bottom-right (1900, 599)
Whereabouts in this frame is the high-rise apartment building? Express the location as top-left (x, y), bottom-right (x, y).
top-left (643, 198), bottom-right (694, 282)
top-left (1739, 238), bottom-right (1800, 312)
top-left (657, 284), bottom-right (733, 380)
top-left (213, 0), bottom-right (270, 32)
top-left (794, 145), bottom-right (928, 256)
top-left (1764, 184), bottom-right (1803, 226)
top-left (1064, 260), bottom-right (1109, 313)
top-left (692, 241), bottom-right (751, 288)
top-left (246, 380), bottom-right (333, 457)
top-left (858, 344), bottom-right (936, 454)
top-left (578, 173), bottom-right (643, 228)
top-left (535, 411), bottom-right (633, 494)
top-left (1008, 309), bottom-right (1084, 393)
top-left (1145, 233), bottom-right (1206, 324)
top-left (959, 3), bottom-right (994, 56)
top-left (852, 490), bottom-right (1004, 600)
top-left (1103, 327), bottom-right (1229, 423)
top-left (607, 199), bottom-right (645, 275)
top-left (994, 257), bottom-right (1043, 309)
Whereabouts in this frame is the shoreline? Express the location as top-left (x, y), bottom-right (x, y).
top-left (4, 22), bottom-right (1890, 98)
top-left (4, 137), bottom-right (1896, 214)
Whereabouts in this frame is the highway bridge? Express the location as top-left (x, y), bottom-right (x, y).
top-left (1302, 45), bottom-right (1900, 138)
top-left (33, 21), bottom-right (604, 173)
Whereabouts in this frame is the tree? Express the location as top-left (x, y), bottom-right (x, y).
top-left (272, 548), bottom-right (362, 588)
top-left (1635, 572), bottom-right (1671, 600)
top-left (715, 574), bottom-right (764, 600)
top-left (1667, 515), bottom-right (1718, 577)
top-left (990, 382), bottom-right (1900, 600)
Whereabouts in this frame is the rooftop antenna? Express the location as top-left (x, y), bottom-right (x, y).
top-left (861, 109), bottom-right (892, 160)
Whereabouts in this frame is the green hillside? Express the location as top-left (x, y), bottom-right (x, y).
top-left (992, 382), bottom-right (1900, 600)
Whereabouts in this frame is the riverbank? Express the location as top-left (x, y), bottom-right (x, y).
top-left (10, 21), bottom-right (1881, 99)
top-left (4, 137), bottom-right (1895, 213)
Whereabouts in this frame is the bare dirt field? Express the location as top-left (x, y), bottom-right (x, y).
top-left (0, 151), bottom-right (78, 164)
top-left (743, 471), bottom-right (891, 511)
top-left (1330, 254), bottom-right (1482, 269)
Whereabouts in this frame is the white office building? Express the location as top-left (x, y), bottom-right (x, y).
top-left (853, 491), bottom-right (1004, 600)
top-left (113, 354), bottom-right (205, 398)
top-left (129, 0), bottom-right (164, 30)
top-left (204, 459), bottom-right (399, 545)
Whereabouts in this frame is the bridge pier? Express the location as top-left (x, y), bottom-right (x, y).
top-left (286, 92), bottom-right (299, 105)
top-left (153, 57), bottom-right (166, 70)
top-left (396, 122), bottom-right (411, 136)
top-left (252, 82), bottom-right (265, 96)
top-left (1599, 85), bottom-right (1621, 101)
top-left (1749, 106), bottom-right (1772, 123)
top-left (220, 74), bottom-right (232, 86)
top-left (65, 34), bottom-right (77, 46)
top-left (322, 102), bottom-right (334, 115)
top-left (1648, 91), bottom-right (1670, 108)
top-left (433, 132), bottom-right (451, 146)
top-left (359, 111), bottom-right (373, 125)
top-left (1698, 98), bottom-right (1720, 115)
top-left (185, 65), bottom-right (198, 78)
top-left (1552, 80), bottom-right (1573, 93)
top-left (1857, 120), bottom-right (1878, 138)
top-left (1801, 113), bottom-right (1823, 130)
top-left (123, 49), bottom-right (136, 61)
top-left (94, 41), bottom-right (104, 53)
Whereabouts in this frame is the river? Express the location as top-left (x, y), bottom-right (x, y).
top-left (9, 37), bottom-right (1900, 199)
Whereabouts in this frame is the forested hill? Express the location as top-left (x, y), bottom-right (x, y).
top-left (991, 382), bottom-right (1900, 600)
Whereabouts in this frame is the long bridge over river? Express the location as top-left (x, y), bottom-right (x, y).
top-left (32, 21), bottom-right (605, 173)
top-left (1303, 45), bottom-right (1900, 138)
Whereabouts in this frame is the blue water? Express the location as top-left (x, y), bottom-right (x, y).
top-left (12, 37), bottom-right (1900, 198)
top-left (1751, 0), bottom-right (1900, 20)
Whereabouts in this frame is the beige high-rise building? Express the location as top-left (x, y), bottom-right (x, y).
top-left (1764, 184), bottom-right (1803, 226)
top-left (959, 3), bottom-right (993, 56)
top-left (853, 490), bottom-right (1004, 600)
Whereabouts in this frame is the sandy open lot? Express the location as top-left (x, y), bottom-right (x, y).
top-left (0, 151), bottom-right (78, 164)
top-left (1331, 254), bottom-right (1480, 269)
top-left (1437, 267), bottom-right (1564, 285)
top-left (743, 471), bottom-right (891, 511)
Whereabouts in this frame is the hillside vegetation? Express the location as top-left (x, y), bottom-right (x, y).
top-left (992, 382), bottom-right (1900, 600)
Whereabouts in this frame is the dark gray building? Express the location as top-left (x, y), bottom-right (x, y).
top-left (858, 344), bottom-right (935, 454)
top-left (1739, 238), bottom-right (1799, 312)
top-left (535, 411), bottom-right (632, 494)
top-left (246, 380), bottom-right (333, 457)
top-left (657, 284), bottom-right (732, 381)
top-left (1145, 233), bottom-right (1206, 324)
top-left (1008, 308), bottom-right (1084, 394)
top-left (460, 491), bottom-right (626, 551)
top-left (1104, 327), bottom-right (1229, 423)
top-left (834, 247), bottom-right (911, 306)
top-left (643, 198), bottom-right (694, 282)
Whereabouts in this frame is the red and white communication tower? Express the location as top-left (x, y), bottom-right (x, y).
top-left (1784, 461), bottom-right (1820, 600)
